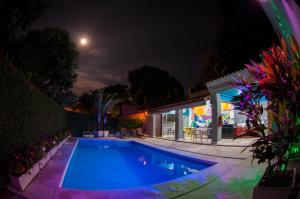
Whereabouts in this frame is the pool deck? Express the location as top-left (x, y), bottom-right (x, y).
top-left (8, 137), bottom-right (266, 199)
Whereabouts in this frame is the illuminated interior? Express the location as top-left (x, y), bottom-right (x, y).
top-left (161, 110), bottom-right (176, 139)
top-left (159, 87), bottom-right (268, 141)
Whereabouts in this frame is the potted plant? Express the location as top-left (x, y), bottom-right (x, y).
top-left (82, 131), bottom-right (95, 138)
top-left (232, 36), bottom-right (300, 199)
top-left (104, 130), bottom-right (109, 137)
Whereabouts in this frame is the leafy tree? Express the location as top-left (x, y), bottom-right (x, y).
top-left (57, 90), bottom-right (78, 107)
top-left (14, 28), bottom-right (79, 104)
top-left (78, 84), bottom-right (129, 114)
top-left (78, 92), bottom-right (94, 112)
top-left (0, 0), bottom-right (49, 53)
top-left (128, 65), bottom-right (184, 107)
top-left (103, 84), bottom-right (131, 117)
top-left (104, 84), bottom-right (130, 100)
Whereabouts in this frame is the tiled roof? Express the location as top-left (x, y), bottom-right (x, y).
top-left (205, 69), bottom-right (249, 89)
top-left (148, 91), bottom-right (209, 113)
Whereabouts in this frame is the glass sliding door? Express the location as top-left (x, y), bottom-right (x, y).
top-left (161, 110), bottom-right (175, 139)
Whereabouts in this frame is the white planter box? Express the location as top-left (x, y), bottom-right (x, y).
top-left (38, 152), bottom-right (51, 170)
top-left (97, 131), bottom-right (104, 137)
top-left (252, 168), bottom-right (296, 199)
top-left (63, 135), bottom-right (70, 144)
top-left (9, 162), bottom-right (40, 191)
top-left (9, 136), bottom-right (68, 192)
top-left (104, 131), bottom-right (109, 137)
top-left (49, 146), bottom-right (58, 157)
top-left (253, 185), bottom-right (294, 199)
top-left (83, 134), bottom-right (94, 138)
top-left (58, 141), bottom-right (63, 149)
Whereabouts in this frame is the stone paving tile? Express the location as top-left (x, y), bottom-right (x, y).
top-left (21, 182), bottom-right (56, 199)
top-left (175, 166), bottom-right (265, 199)
top-left (150, 163), bottom-right (235, 199)
top-left (134, 138), bottom-right (251, 160)
top-left (54, 187), bottom-right (163, 199)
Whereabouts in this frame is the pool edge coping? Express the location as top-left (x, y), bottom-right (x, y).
top-left (58, 138), bottom-right (79, 187)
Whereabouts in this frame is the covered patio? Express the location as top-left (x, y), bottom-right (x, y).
top-left (145, 69), bottom-right (266, 145)
top-left (206, 69), bottom-right (268, 144)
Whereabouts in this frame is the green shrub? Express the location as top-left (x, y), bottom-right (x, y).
top-left (0, 57), bottom-right (67, 183)
top-left (119, 118), bottom-right (143, 129)
top-left (107, 116), bottom-right (120, 132)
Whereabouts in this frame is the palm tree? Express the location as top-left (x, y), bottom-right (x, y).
top-left (93, 88), bottom-right (125, 135)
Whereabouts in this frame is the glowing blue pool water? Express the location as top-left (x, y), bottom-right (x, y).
top-left (62, 139), bottom-right (214, 190)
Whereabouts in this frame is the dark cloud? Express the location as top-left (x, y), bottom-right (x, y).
top-left (33, 0), bottom-right (219, 95)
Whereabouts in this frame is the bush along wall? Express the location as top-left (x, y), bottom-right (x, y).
top-left (0, 56), bottom-right (68, 185)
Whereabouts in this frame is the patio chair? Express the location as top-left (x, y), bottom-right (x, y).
top-left (167, 128), bottom-right (172, 138)
top-left (234, 126), bottom-right (247, 137)
top-left (191, 128), bottom-right (196, 141)
top-left (120, 127), bottom-right (128, 138)
top-left (129, 129), bottom-right (137, 137)
top-left (136, 128), bottom-right (145, 137)
top-left (207, 127), bottom-right (212, 139)
top-left (198, 128), bottom-right (208, 142)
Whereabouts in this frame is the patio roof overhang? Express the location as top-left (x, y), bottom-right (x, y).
top-left (148, 95), bottom-right (208, 114)
top-left (148, 70), bottom-right (251, 114)
top-left (205, 69), bottom-right (250, 93)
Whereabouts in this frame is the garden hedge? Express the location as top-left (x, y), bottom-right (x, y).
top-left (0, 57), bottom-right (67, 187)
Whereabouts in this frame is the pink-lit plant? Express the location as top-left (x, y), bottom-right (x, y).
top-left (8, 146), bottom-right (42, 177)
top-left (8, 131), bottom-right (69, 177)
top-left (232, 36), bottom-right (300, 186)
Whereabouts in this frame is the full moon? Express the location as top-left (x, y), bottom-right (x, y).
top-left (80, 37), bottom-right (88, 46)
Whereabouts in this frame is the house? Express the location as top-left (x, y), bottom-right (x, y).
top-left (125, 69), bottom-right (268, 144)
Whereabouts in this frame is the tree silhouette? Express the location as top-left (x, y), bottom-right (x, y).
top-left (14, 28), bottom-right (79, 104)
top-left (0, 0), bottom-right (49, 54)
top-left (128, 65), bottom-right (184, 108)
top-left (93, 88), bottom-right (124, 132)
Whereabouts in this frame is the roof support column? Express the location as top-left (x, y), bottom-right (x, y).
top-left (145, 114), bottom-right (161, 137)
top-left (152, 114), bottom-right (157, 137)
top-left (175, 109), bottom-right (183, 140)
top-left (211, 92), bottom-right (222, 143)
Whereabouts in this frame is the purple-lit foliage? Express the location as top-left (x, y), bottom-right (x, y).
top-left (232, 36), bottom-right (300, 173)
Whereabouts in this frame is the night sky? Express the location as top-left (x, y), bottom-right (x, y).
top-left (34, 0), bottom-right (220, 95)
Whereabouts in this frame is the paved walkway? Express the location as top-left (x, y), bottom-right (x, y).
top-left (160, 137), bottom-right (256, 147)
top-left (138, 138), bottom-right (252, 159)
top-left (7, 137), bottom-right (266, 199)
top-left (135, 138), bottom-right (266, 199)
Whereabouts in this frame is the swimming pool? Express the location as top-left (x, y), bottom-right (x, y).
top-left (61, 139), bottom-right (215, 190)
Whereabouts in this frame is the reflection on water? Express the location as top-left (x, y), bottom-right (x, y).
top-left (134, 144), bottom-right (209, 179)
